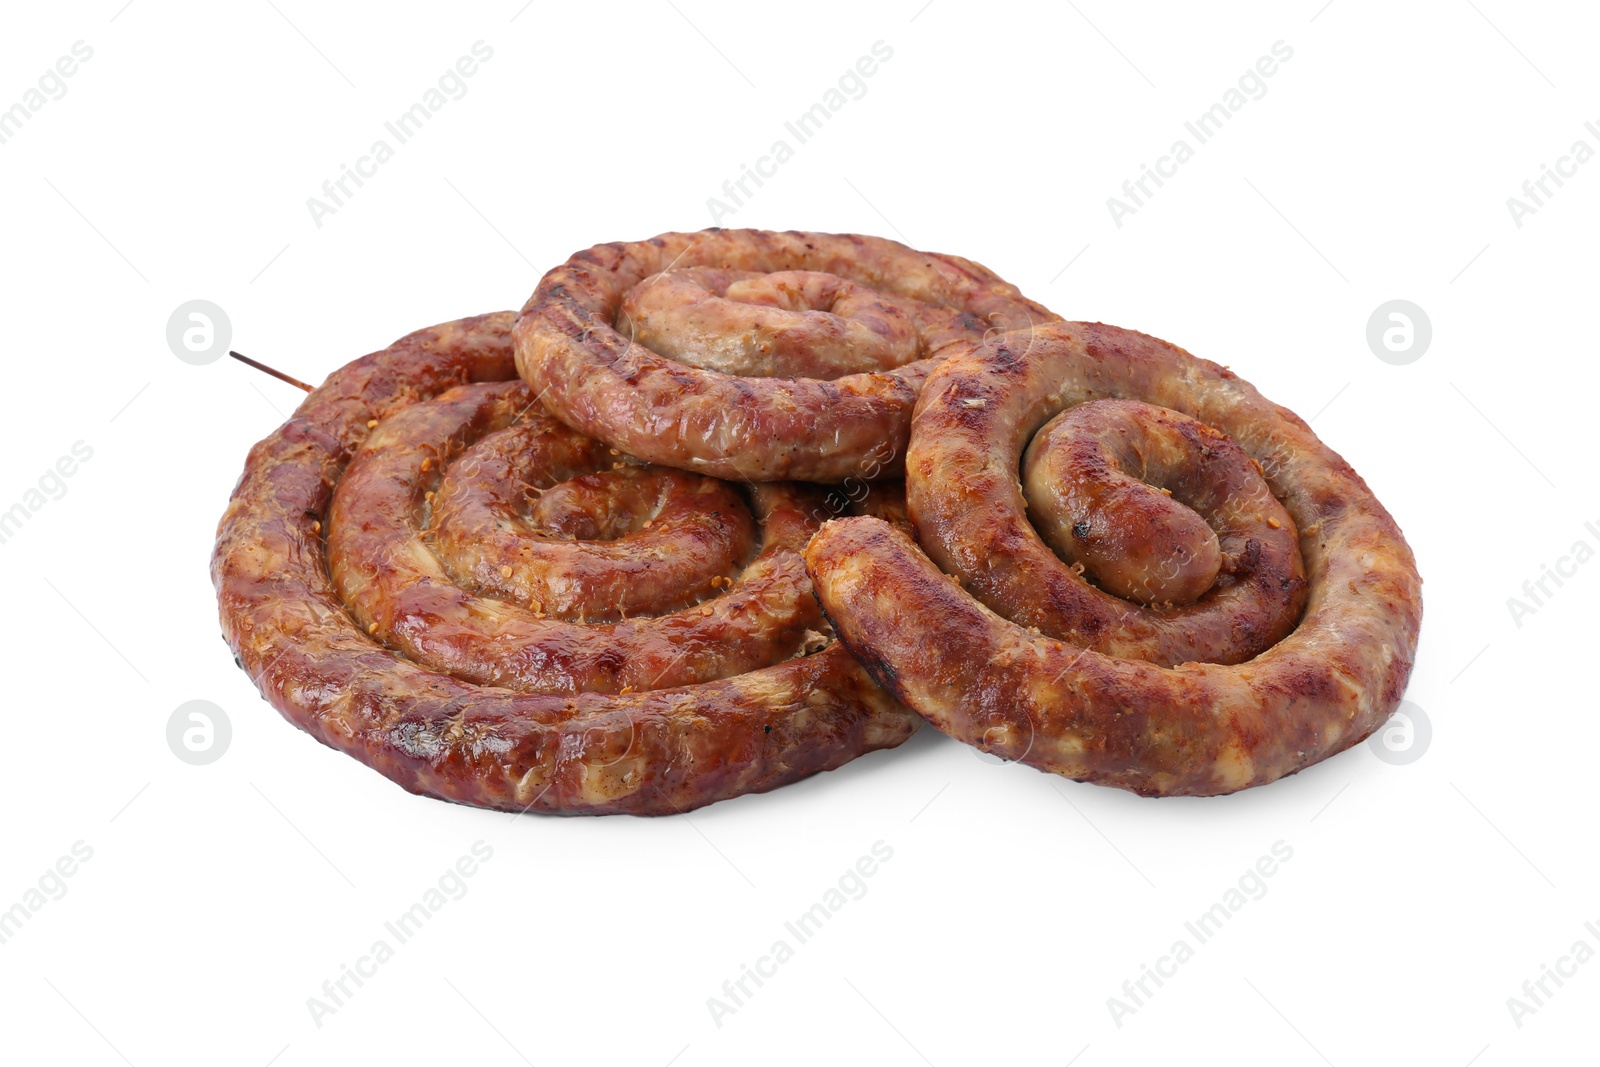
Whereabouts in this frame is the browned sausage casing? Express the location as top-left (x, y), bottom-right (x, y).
top-left (212, 313), bottom-right (918, 815)
top-left (805, 321), bottom-right (1423, 797)
top-left (514, 228), bottom-right (1058, 483)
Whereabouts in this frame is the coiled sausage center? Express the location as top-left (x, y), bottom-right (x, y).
top-left (1022, 398), bottom-right (1299, 610)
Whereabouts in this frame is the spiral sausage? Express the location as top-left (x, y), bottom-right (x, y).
top-left (213, 313), bottom-right (918, 815)
top-left (514, 228), bottom-right (1057, 482)
top-left (805, 321), bottom-right (1422, 797)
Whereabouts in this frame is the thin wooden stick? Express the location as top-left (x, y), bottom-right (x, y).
top-left (229, 350), bottom-right (313, 392)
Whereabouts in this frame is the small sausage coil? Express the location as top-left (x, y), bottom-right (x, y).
top-left (514, 228), bottom-right (1057, 482)
top-left (804, 321), bottom-right (1423, 797)
top-left (212, 313), bottom-right (918, 815)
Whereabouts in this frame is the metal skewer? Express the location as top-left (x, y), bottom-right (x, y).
top-left (228, 350), bottom-right (314, 392)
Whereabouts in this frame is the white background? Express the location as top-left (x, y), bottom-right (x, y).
top-left (1, 1), bottom-right (1595, 1064)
